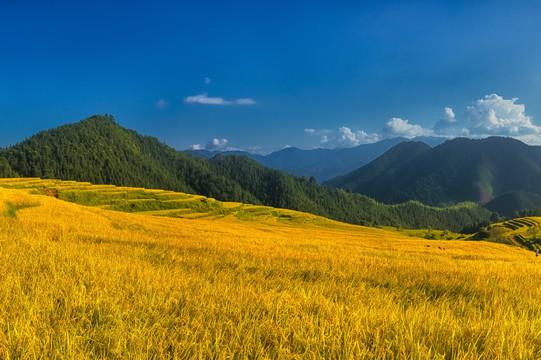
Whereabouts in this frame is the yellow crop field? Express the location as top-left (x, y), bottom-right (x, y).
top-left (0, 179), bottom-right (541, 359)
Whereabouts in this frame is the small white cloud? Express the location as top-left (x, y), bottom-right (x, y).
top-left (383, 117), bottom-right (435, 138)
top-left (204, 77), bottom-right (211, 84)
top-left (205, 138), bottom-right (228, 151)
top-left (464, 94), bottom-right (541, 139)
top-left (337, 127), bottom-right (381, 146)
top-left (190, 144), bottom-right (203, 150)
top-left (183, 93), bottom-right (256, 106)
top-left (155, 99), bottom-right (168, 109)
top-left (184, 94), bottom-right (227, 105)
top-left (433, 107), bottom-right (457, 134)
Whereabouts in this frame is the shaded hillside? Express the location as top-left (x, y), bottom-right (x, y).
top-left (324, 141), bottom-right (432, 194)
top-left (484, 190), bottom-right (541, 217)
top-left (325, 137), bottom-right (541, 212)
top-left (0, 115), bottom-right (491, 231)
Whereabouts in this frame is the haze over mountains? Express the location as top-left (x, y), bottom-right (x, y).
top-left (190, 136), bottom-right (447, 182)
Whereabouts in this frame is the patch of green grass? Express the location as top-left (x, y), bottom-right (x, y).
top-left (3, 201), bottom-right (41, 219)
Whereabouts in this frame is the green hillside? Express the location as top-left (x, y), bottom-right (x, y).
top-left (0, 115), bottom-right (258, 204)
top-left (325, 137), bottom-right (541, 214)
top-left (324, 141), bottom-right (432, 198)
top-left (0, 115), bottom-right (491, 231)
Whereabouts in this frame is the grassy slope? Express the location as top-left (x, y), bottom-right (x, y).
top-left (0, 179), bottom-right (541, 358)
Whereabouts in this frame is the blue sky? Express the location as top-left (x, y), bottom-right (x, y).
top-left (2, 1), bottom-right (541, 153)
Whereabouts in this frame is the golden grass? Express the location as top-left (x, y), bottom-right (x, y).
top-left (0, 180), bottom-right (541, 358)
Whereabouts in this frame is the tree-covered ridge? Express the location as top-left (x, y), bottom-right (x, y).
top-left (0, 115), bottom-right (258, 204)
top-left (0, 114), bottom-right (491, 231)
top-left (325, 137), bottom-right (541, 214)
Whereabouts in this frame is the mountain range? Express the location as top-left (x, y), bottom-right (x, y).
top-left (0, 114), bottom-right (491, 231)
top-left (189, 136), bottom-right (447, 182)
top-left (324, 137), bottom-right (541, 216)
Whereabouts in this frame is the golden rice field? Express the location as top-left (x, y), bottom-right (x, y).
top-left (1, 178), bottom-right (541, 359)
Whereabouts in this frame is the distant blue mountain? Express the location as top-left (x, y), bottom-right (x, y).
top-left (187, 136), bottom-right (447, 182)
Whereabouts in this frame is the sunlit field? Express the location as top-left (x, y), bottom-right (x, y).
top-left (1, 179), bottom-right (540, 359)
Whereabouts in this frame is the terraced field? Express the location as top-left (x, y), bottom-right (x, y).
top-left (1, 178), bottom-right (541, 358)
top-left (0, 178), bottom-right (467, 239)
top-left (0, 178), bottom-right (345, 226)
top-left (490, 217), bottom-right (541, 249)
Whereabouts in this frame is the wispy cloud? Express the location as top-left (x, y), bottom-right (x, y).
top-left (155, 98), bottom-right (169, 109)
top-left (183, 93), bottom-right (256, 106)
top-left (204, 77), bottom-right (211, 84)
top-left (304, 128), bottom-right (331, 136)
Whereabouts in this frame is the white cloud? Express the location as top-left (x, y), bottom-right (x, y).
top-left (155, 99), bottom-right (168, 109)
top-left (433, 107), bottom-right (457, 134)
top-left (383, 117), bottom-right (435, 138)
top-left (189, 144), bottom-right (203, 150)
top-left (205, 138), bottom-right (228, 150)
top-left (183, 93), bottom-right (256, 106)
top-left (338, 126), bottom-right (362, 147)
top-left (464, 94), bottom-right (541, 140)
top-left (204, 77), bottom-right (211, 84)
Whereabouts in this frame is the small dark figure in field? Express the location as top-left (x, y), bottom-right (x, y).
top-left (536, 248), bottom-right (539, 257)
top-left (426, 245), bottom-right (430, 247)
